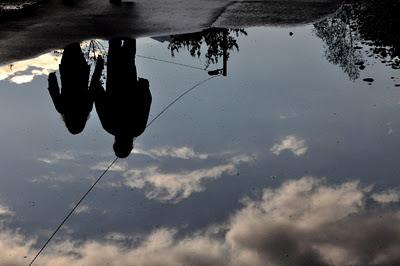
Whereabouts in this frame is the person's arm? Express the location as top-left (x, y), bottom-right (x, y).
top-left (47, 72), bottom-right (63, 114)
top-left (136, 78), bottom-right (152, 135)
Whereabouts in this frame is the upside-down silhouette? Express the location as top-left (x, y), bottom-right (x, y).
top-left (92, 38), bottom-right (152, 158)
top-left (47, 43), bottom-right (94, 135)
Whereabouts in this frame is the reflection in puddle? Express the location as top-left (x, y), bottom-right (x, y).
top-left (39, 28), bottom-right (246, 158)
top-left (0, 2), bottom-right (400, 265)
top-left (1, 178), bottom-right (400, 266)
top-left (315, 0), bottom-right (400, 84)
top-left (0, 52), bottom-right (61, 84)
top-left (47, 40), bottom-right (152, 158)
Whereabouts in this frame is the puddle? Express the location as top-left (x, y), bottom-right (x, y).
top-left (0, 1), bottom-right (400, 265)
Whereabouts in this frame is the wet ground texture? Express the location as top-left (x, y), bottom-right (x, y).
top-left (0, 0), bottom-right (43, 20)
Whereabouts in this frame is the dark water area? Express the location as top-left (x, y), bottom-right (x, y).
top-left (0, 1), bottom-right (400, 265)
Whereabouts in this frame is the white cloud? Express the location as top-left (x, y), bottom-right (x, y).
top-left (1, 177), bottom-right (400, 266)
top-left (74, 205), bottom-right (91, 214)
top-left (37, 152), bottom-right (75, 164)
top-left (122, 164), bottom-right (237, 203)
top-left (232, 177), bottom-right (365, 229)
top-left (119, 152), bottom-right (256, 203)
top-left (91, 161), bottom-right (128, 172)
top-left (105, 232), bottom-right (138, 242)
top-left (30, 174), bottom-right (77, 184)
top-left (0, 204), bottom-right (13, 217)
top-left (96, 146), bottom-right (256, 203)
top-left (10, 74), bottom-right (35, 84)
top-left (270, 135), bottom-right (308, 156)
top-left (372, 189), bottom-right (400, 204)
top-left (0, 52), bottom-right (61, 84)
top-left (134, 146), bottom-right (209, 160)
top-left (229, 154), bottom-right (257, 164)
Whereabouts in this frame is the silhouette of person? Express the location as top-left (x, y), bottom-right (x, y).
top-left (47, 42), bottom-right (95, 135)
top-left (92, 38), bottom-right (152, 158)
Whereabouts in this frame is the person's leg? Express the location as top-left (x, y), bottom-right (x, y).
top-left (123, 38), bottom-right (136, 59)
top-left (107, 39), bottom-right (123, 93)
top-left (61, 43), bottom-right (81, 66)
top-left (60, 43), bottom-right (85, 90)
top-left (122, 38), bottom-right (137, 82)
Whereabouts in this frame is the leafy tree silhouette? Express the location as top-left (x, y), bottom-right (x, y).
top-left (353, 0), bottom-right (400, 70)
top-left (167, 28), bottom-right (247, 68)
top-left (314, 0), bottom-right (400, 81)
top-left (314, 4), bottom-right (363, 81)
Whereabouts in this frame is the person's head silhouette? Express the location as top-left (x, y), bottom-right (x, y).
top-left (113, 136), bottom-right (134, 158)
top-left (63, 113), bottom-right (89, 135)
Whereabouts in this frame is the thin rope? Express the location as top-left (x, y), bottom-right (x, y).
top-left (146, 75), bottom-right (218, 128)
top-left (137, 54), bottom-right (206, 71)
top-left (28, 157), bottom-right (118, 266)
top-left (28, 74), bottom-right (218, 266)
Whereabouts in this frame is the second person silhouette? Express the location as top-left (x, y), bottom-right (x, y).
top-left (48, 43), bottom-right (94, 135)
top-left (92, 38), bottom-right (152, 158)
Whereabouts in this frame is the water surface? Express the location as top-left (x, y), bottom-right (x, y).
top-left (0, 2), bottom-right (400, 265)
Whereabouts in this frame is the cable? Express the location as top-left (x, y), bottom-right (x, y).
top-left (28, 74), bottom-right (219, 266)
top-left (146, 76), bottom-right (217, 128)
top-left (137, 54), bottom-right (206, 71)
top-left (28, 157), bottom-right (118, 266)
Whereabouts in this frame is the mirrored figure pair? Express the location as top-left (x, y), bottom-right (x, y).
top-left (47, 39), bottom-right (152, 158)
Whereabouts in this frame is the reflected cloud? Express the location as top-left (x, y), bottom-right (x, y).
top-left (91, 161), bottom-right (128, 172)
top-left (134, 146), bottom-right (209, 160)
top-left (270, 135), bottom-right (308, 156)
top-left (372, 189), bottom-right (400, 204)
top-left (37, 152), bottom-right (75, 164)
top-left (121, 151), bottom-right (254, 203)
top-left (30, 174), bottom-right (77, 184)
top-left (0, 204), bottom-right (13, 217)
top-left (105, 232), bottom-right (139, 242)
top-left (2, 177), bottom-right (400, 265)
top-left (0, 52), bottom-right (61, 84)
top-left (74, 205), bottom-right (91, 215)
top-left (10, 74), bottom-right (35, 84)
top-left (122, 164), bottom-right (237, 203)
top-left (94, 146), bottom-right (256, 203)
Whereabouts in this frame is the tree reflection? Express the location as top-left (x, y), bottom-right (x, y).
top-left (353, 0), bottom-right (400, 70)
top-left (314, 0), bottom-right (400, 81)
top-left (314, 4), bottom-right (363, 81)
top-left (167, 28), bottom-right (247, 69)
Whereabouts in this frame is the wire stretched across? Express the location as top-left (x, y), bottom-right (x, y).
top-left (28, 75), bottom-right (219, 266)
top-left (28, 157), bottom-right (118, 266)
top-left (137, 54), bottom-right (207, 71)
